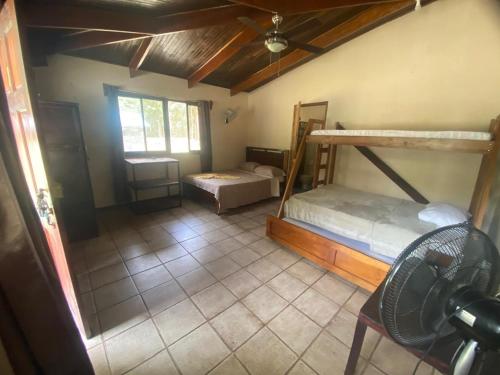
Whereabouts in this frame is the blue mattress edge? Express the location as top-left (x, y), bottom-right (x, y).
top-left (283, 217), bottom-right (395, 264)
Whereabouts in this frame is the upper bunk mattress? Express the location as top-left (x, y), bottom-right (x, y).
top-left (310, 129), bottom-right (492, 140)
top-left (284, 185), bottom-right (437, 260)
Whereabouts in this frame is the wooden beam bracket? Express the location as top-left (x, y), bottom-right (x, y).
top-left (336, 123), bottom-right (429, 204)
top-left (129, 37), bottom-right (154, 77)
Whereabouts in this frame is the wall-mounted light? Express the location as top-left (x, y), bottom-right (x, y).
top-left (224, 109), bottom-right (237, 125)
top-left (415, 0), bottom-right (421, 11)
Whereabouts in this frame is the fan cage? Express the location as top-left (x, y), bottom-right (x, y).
top-left (380, 223), bottom-right (499, 348)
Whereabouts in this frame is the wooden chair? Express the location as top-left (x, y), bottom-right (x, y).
top-left (344, 285), bottom-right (462, 375)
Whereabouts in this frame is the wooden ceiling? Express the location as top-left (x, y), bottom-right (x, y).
top-left (22, 0), bottom-right (433, 94)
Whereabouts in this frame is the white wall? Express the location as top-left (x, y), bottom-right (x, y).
top-left (246, 0), bottom-right (500, 209)
top-left (34, 55), bottom-right (248, 207)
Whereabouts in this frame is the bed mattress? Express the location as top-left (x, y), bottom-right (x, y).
top-left (284, 185), bottom-right (437, 260)
top-left (183, 169), bottom-right (279, 211)
top-left (310, 129), bottom-right (492, 141)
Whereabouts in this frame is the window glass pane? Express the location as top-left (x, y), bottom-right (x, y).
top-left (118, 96), bottom-right (144, 152)
top-left (168, 101), bottom-right (189, 153)
top-left (143, 99), bottom-right (166, 151)
top-left (188, 105), bottom-right (200, 151)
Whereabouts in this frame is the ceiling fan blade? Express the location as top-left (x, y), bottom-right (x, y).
top-left (287, 40), bottom-right (323, 54)
top-left (283, 18), bottom-right (321, 39)
top-left (232, 40), bottom-right (264, 49)
top-left (237, 17), bottom-right (268, 35)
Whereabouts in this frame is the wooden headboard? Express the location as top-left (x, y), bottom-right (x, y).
top-left (246, 146), bottom-right (289, 173)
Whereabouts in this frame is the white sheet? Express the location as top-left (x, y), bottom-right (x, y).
top-left (249, 169), bottom-right (281, 197)
top-left (284, 185), bottom-right (437, 260)
top-left (311, 129), bottom-right (492, 141)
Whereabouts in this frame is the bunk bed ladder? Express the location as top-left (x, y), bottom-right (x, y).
top-left (313, 145), bottom-right (329, 188)
top-left (278, 119), bottom-right (315, 218)
top-left (310, 119), bottom-right (327, 188)
top-left (312, 122), bottom-right (341, 188)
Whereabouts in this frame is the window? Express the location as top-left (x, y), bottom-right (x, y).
top-left (117, 93), bottom-right (201, 154)
top-left (167, 101), bottom-right (200, 153)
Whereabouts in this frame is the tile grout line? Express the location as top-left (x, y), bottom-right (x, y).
top-left (188, 219), bottom-right (296, 374)
top-left (149, 210), bottom-right (292, 374)
top-left (86, 239), bottom-right (122, 375)
top-left (140, 291), bottom-right (184, 375)
top-left (80, 201), bottom-right (285, 374)
top-left (101, 208), bottom-right (194, 375)
top-left (98, 250), bottom-right (304, 373)
top-left (292, 284), bottom-right (359, 374)
top-left (83, 217), bottom-right (168, 373)
top-left (258, 262), bottom-right (335, 374)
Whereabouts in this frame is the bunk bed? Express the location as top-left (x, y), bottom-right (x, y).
top-left (267, 116), bottom-right (500, 291)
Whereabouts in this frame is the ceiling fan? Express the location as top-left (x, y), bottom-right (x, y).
top-left (237, 13), bottom-right (324, 54)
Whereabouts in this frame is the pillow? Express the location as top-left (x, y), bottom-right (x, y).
top-left (418, 203), bottom-right (470, 228)
top-left (254, 165), bottom-right (286, 178)
top-left (239, 161), bottom-right (260, 172)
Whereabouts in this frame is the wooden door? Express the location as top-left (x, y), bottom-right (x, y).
top-left (0, 0), bottom-right (83, 332)
top-left (38, 101), bottom-right (98, 242)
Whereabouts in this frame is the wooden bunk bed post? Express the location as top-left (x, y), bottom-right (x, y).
top-left (469, 116), bottom-right (500, 228)
top-left (289, 102), bottom-right (301, 175)
top-left (278, 119), bottom-right (314, 218)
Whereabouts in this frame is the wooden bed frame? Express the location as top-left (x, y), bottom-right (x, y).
top-left (267, 115), bottom-right (500, 291)
top-left (183, 146), bottom-right (289, 214)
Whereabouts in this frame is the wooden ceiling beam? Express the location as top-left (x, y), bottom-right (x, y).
top-left (21, 3), bottom-right (157, 34)
top-left (21, 3), bottom-right (267, 35)
top-left (227, 0), bottom-right (404, 14)
top-left (53, 31), bottom-right (150, 53)
top-left (156, 5), bottom-right (267, 34)
top-left (187, 18), bottom-right (274, 88)
top-left (230, 1), bottom-right (415, 95)
top-left (129, 37), bottom-right (154, 77)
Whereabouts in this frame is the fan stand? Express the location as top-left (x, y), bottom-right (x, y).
top-left (344, 285), bottom-right (462, 375)
top-left (452, 340), bottom-right (479, 375)
top-left (451, 340), bottom-right (500, 375)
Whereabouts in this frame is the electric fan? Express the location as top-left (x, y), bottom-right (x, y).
top-left (379, 223), bottom-right (500, 375)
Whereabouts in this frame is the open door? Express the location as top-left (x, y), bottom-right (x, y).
top-left (0, 0), bottom-right (83, 332)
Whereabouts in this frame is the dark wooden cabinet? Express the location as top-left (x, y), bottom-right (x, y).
top-left (37, 100), bottom-right (98, 242)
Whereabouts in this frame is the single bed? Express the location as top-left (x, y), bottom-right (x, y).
top-left (183, 147), bottom-right (289, 214)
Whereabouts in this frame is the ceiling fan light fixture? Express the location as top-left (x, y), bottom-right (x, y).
top-left (265, 35), bottom-right (288, 53)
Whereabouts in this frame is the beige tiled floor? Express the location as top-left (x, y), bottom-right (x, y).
top-left (71, 199), bottom-right (439, 375)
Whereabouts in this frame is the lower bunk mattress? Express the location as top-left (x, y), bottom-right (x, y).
top-left (284, 184), bottom-right (437, 262)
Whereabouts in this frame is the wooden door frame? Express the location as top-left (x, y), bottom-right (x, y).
top-left (37, 99), bottom-right (99, 242)
top-left (1, 0), bottom-right (88, 336)
top-left (0, 74), bottom-right (93, 373)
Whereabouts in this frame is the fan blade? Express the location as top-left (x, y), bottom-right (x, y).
top-left (232, 40), bottom-right (264, 49)
top-left (283, 18), bottom-right (321, 39)
top-left (237, 17), bottom-right (268, 35)
top-left (287, 40), bottom-right (323, 54)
